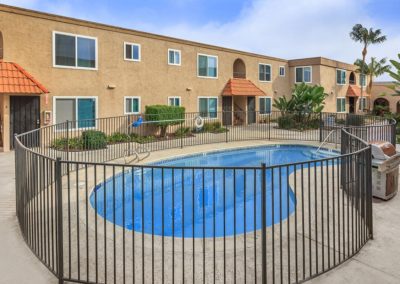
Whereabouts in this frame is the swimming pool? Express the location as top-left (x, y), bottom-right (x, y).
top-left (90, 145), bottom-right (337, 238)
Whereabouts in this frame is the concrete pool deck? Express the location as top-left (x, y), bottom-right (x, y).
top-left (1, 141), bottom-right (400, 283)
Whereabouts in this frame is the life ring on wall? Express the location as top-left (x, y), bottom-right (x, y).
top-left (194, 115), bottom-right (204, 129)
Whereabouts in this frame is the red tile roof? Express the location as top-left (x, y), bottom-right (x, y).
top-left (222, 78), bottom-right (266, 96)
top-left (0, 61), bottom-right (49, 94)
top-left (346, 85), bottom-right (368, 97)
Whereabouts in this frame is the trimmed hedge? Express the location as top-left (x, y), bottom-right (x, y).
top-left (145, 105), bottom-right (185, 137)
top-left (82, 130), bottom-right (107, 149)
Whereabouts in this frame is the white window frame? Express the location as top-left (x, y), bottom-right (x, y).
top-left (279, 66), bottom-right (285, 77)
top-left (259, 96), bottom-right (272, 115)
top-left (258, 63), bottom-right (272, 82)
top-left (124, 96), bottom-right (141, 115)
top-left (198, 96), bottom-right (218, 119)
top-left (124, 42), bottom-right (141, 62)
top-left (168, 49), bottom-right (181, 66)
top-left (52, 31), bottom-right (98, 70)
top-left (336, 69), bottom-right (347, 85)
top-left (197, 53), bottom-right (218, 79)
top-left (52, 96), bottom-right (99, 130)
top-left (295, 66), bottom-right (312, 83)
top-left (167, 96), bottom-right (181, 106)
top-left (336, 97), bottom-right (346, 113)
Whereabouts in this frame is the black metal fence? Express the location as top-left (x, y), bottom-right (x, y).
top-left (14, 111), bottom-right (395, 284)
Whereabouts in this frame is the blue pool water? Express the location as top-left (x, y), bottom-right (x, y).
top-left (90, 145), bottom-right (337, 238)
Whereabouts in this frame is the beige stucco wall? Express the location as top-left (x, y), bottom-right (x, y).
top-left (0, 6), bottom-right (290, 123)
top-left (371, 83), bottom-right (400, 113)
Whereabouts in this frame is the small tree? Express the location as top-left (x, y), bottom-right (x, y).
top-left (145, 105), bottom-right (185, 137)
top-left (354, 57), bottom-right (391, 93)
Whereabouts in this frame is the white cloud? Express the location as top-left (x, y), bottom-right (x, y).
top-left (149, 0), bottom-right (396, 80)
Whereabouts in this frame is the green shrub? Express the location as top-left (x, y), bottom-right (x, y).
top-left (107, 132), bottom-right (131, 144)
top-left (81, 130), bottom-right (107, 150)
top-left (133, 135), bottom-right (155, 144)
top-left (277, 115), bottom-right (295, 129)
top-left (145, 105), bottom-right (185, 137)
top-left (51, 137), bottom-right (84, 151)
top-left (201, 121), bottom-right (228, 133)
top-left (175, 127), bottom-right (191, 137)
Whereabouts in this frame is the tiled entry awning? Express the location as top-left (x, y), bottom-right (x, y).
top-left (346, 85), bottom-right (368, 97)
top-left (0, 61), bottom-right (48, 94)
top-left (222, 78), bottom-right (266, 96)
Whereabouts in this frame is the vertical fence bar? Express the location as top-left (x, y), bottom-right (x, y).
top-left (55, 157), bottom-right (64, 284)
top-left (261, 163), bottom-right (267, 284)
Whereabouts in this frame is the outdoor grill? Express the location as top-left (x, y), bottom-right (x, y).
top-left (371, 141), bottom-right (400, 200)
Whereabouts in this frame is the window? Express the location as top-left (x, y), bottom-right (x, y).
top-left (53, 32), bottom-right (97, 69)
top-left (54, 97), bottom-right (97, 129)
top-left (198, 54), bottom-right (218, 78)
top-left (279, 66), bottom-right (285, 77)
top-left (124, 42), bottom-right (141, 61)
top-left (336, 69), bottom-right (346, 85)
top-left (168, 97), bottom-right (181, 106)
top-left (360, 97), bottom-right (367, 110)
top-left (124, 97), bottom-right (141, 114)
top-left (360, 74), bottom-right (367, 87)
top-left (259, 64), bottom-right (272, 81)
top-left (295, 66), bottom-right (312, 83)
top-left (168, 49), bottom-right (181, 65)
top-left (336, 97), bottom-right (346, 113)
top-left (199, 97), bottom-right (217, 118)
top-left (259, 97), bottom-right (272, 114)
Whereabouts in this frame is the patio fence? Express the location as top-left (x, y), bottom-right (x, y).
top-left (14, 111), bottom-right (395, 284)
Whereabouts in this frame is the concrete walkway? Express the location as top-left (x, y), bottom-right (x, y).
top-left (0, 150), bottom-right (399, 284)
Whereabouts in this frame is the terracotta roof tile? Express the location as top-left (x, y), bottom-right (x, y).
top-left (0, 61), bottom-right (49, 94)
top-left (222, 78), bottom-right (267, 96)
top-left (346, 85), bottom-right (368, 97)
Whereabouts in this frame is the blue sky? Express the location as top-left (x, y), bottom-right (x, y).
top-left (2, 0), bottom-right (400, 80)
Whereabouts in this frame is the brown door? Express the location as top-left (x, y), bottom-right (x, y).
top-left (222, 96), bottom-right (232, 126)
top-left (247, 96), bottom-right (256, 124)
top-left (349, 97), bottom-right (355, 114)
top-left (10, 96), bottom-right (40, 148)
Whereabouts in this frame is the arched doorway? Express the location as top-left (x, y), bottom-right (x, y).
top-left (233, 58), bottom-right (246, 78)
top-left (349, 71), bottom-right (356, 85)
top-left (373, 98), bottom-right (389, 115)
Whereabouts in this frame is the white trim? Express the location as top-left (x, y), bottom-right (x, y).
top-left (124, 42), bottom-right (141, 62)
top-left (52, 96), bottom-right (99, 129)
top-left (167, 96), bottom-right (181, 106)
top-left (258, 63), bottom-right (272, 82)
top-left (168, 49), bottom-right (181, 66)
top-left (197, 53), bottom-right (218, 79)
top-left (124, 96), bottom-right (141, 114)
top-left (52, 31), bottom-right (98, 70)
top-left (279, 66), bottom-right (285, 77)
top-left (336, 97), bottom-right (346, 113)
top-left (198, 96), bottom-right (219, 119)
top-left (295, 66), bottom-right (312, 83)
top-left (336, 68), bottom-right (347, 85)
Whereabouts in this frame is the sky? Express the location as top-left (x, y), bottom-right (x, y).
top-left (2, 0), bottom-right (400, 80)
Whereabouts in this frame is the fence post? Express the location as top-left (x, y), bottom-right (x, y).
top-left (66, 120), bottom-right (70, 161)
top-left (268, 113), bottom-right (271, 140)
top-left (55, 157), bottom-right (64, 284)
top-left (319, 112), bottom-right (323, 142)
top-left (261, 163), bottom-right (267, 284)
top-left (180, 120), bottom-right (183, 148)
top-left (225, 112), bottom-right (228, 143)
top-left (366, 146), bottom-right (373, 239)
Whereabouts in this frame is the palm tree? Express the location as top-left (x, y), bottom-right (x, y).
top-left (354, 57), bottom-right (391, 93)
top-left (387, 53), bottom-right (400, 96)
top-left (350, 24), bottom-right (387, 110)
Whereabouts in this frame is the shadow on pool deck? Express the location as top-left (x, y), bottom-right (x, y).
top-left (1, 142), bottom-right (400, 283)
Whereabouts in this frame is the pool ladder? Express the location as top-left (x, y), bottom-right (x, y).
top-left (124, 144), bottom-right (150, 164)
top-left (316, 129), bottom-right (339, 153)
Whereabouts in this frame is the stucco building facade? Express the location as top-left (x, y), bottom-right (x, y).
top-left (0, 4), bottom-right (368, 151)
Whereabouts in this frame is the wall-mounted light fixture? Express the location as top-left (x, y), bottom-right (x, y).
top-left (107, 84), bottom-right (116, 89)
top-left (186, 87), bottom-right (192, 92)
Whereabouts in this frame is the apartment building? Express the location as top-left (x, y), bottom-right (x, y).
top-left (0, 4), bottom-right (368, 151)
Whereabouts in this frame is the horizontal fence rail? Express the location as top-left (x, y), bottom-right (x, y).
top-left (14, 111), bottom-right (395, 284)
